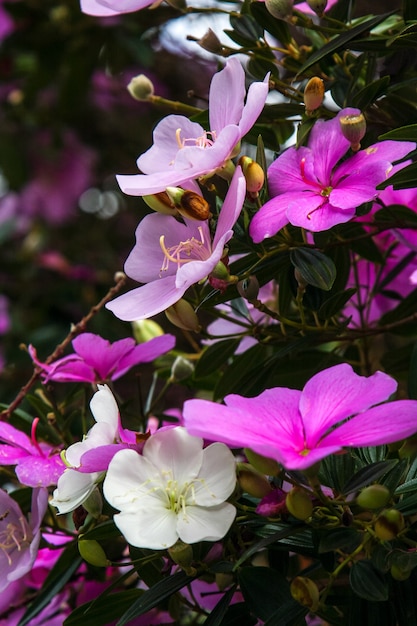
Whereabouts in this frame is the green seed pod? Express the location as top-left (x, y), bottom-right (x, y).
top-left (127, 74), bottom-right (155, 101)
top-left (244, 448), bottom-right (280, 476)
top-left (357, 485), bottom-right (390, 510)
top-left (339, 112), bottom-right (366, 152)
top-left (374, 509), bottom-right (405, 541)
top-left (265, 0), bottom-right (293, 20)
top-left (165, 299), bottom-right (201, 332)
top-left (286, 487), bottom-right (313, 520)
top-left (290, 576), bottom-right (320, 611)
top-left (390, 563), bottom-right (411, 581)
top-left (78, 539), bottom-right (110, 567)
top-left (237, 463), bottom-right (272, 498)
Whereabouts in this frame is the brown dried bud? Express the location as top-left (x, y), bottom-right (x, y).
top-left (265, 0), bottom-right (293, 19)
top-left (339, 112), bottom-right (366, 152)
top-left (166, 187), bottom-right (211, 221)
top-left (303, 77), bottom-right (325, 114)
top-left (197, 28), bottom-right (223, 54)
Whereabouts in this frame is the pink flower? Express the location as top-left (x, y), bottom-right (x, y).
top-left (116, 59), bottom-right (269, 196)
top-left (183, 363), bottom-right (417, 470)
top-left (107, 167), bottom-right (246, 321)
top-left (0, 487), bottom-right (48, 593)
top-left (80, 0), bottom-right (155, 16)
top-left (29, 332), bottom-right (175, 383)
top-left (249, 108), bottom-right (416, 239)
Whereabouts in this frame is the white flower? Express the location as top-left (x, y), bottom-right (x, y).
top-left (103, 427), bottom-right (237, 549)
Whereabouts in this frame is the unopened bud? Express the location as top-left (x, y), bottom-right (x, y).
top-left (290, 577), bottom-right (320, 612)
top-left (244, 448), bottom-right (280, 476)
top-left (166, 187), bottom-right (211, 221)
top-left (168, 540), bottom-right (196, 575)
top-left (237, 463), bottom-right (272, 499)
top-left (303, 77), bottom-right (325, 114)
top-left (238, 157), bottom-right (265, 194)
top-left (83, 488), bottom-right (103, 518)
top-left (78, 539), bottom-right (110, 567)
top-left (237, 276), bottom-right (260, 302)
top-left (357, 485), bottom-right (390, 510)
top-left (209, 260), bottom-right (238, 292)
top-left (143, 191), bottom-right (177, 215)
top-left (132, 319), bottom-right (164, 343)
top-left (305, 0), bottom-right (327, 17)
top-left (374, 509), bottom-right (405, 541)
top-left (286, 487), bottom-right (313, 520)
top-left (170, 356), bottom-right (195, 382)
top-left (127, 74), bottom-right (155, 101)
top-left (165, 299), bottom-right (201, 331)
top-left (339, 112), bottom-right (366, 151)
top-left (265, 0), bottom-right (293, 19)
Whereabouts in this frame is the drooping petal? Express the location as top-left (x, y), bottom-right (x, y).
top-left (209, 58), bottom-right (246, 132)
top-left (50, 469), bottom-right (100, 514)
top-left (0, 422), bottom-right (35, 452)
top-left (106, 275), bottom-right (183, 321)
top-left (143, 427), bottom-right (204, 485)
top-left (177, 503), bottom-right (236, 544)
top-left (77, 443), bottom-right (134, 473)
top-left (299, 364), bottom-right (397, 448)
top-left (114, 507), bottom-right (179, 549)
top-left (193, 443), bottom-right (236, 506)
top-left (80, 0), bottom-right (152, 15)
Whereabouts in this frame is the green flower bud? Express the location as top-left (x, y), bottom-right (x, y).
top-left (290, 576), bottom-right (320, 611)
top-left (374, 509), bottom-right (405, 541)
top-left (127, 74), bottom-right (155, 101)
top-left (143, 191), bottom-right (177, 215)
top-left (132, 319), bottom-right (164, 343)
top-left (390, 563), bottom-right (412, 581)
top-left (168, 540), bottom-right (196, 575)
top-left (265, 0), bottom-right (293, 19)
top-left (237, 463), bottom-right (272, 498)
top-left (303, 77), bottom-right (325, 114)
top-left (339, 112), bottom-right (366, 152)
top-left (78, 539), bottom-right (110, 567)
top-left (83, 488), bottom-right (103, 518)
top-left (169, 356), bottom-right (195, 382)
top-left (357, 485), bottom-right (390, 510)
top-left (165, 299), bottom-right (201, 332)
top-left (216, 572), bottom-right (234, 591)
top-left (305, 0), bottom-right (327, 17)
top-left (244, 448), bottom-right (280, 476)
top-left (286, 487), bottom-right (313, 520)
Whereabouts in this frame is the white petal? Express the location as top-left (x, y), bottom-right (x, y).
top-left (90, 385), bottom-right (119, 431)
top-left (143, 427), bottom-right (203, 486)
top-left (114, 507), bottom-right (179, 549)
top-left (50, 469), bottom-right (99, 514)
top-left (177, 503), bottom-right (236, 544)
top-left (193, 443), bottom-right (236, 506)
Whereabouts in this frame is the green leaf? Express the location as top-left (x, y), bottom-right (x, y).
top-left (263, 601), bottom-right (308, 626)
top-left (116, 570), bottom-right (196, 625)
top-left (377, 162), bottom-right (417, 191)
top-left (290, 248), bottom-right (336, 291)
top-left (64, 590), bottom-right (144, 626)
top-left (203, 586), bottom-right (237, 626)
top-left (219, 602), bottom-right (258, 626)
top-left (374, 204), bottom-right (417, 227)
top-left (233, 525), bottom-right (308, 569)
top-left (194, 339), bottom-right (241, 379)
top-left (318, 528), bottom-right (362, 554)
top-left (350, 561), bottom-right (389, 601)
top-left (295, 13), bottom-right (395, 77)
top-left (238, 567), bottom-right (291, 621)
top-left (229, 13), bottom-right (263, 41)
top-left (408, 342), bottom-right (417, 400)
top-left (342, 460), bottom-right (399, 495)
top-left (403, 0), bottom-right (417, 21)
top-left (249, 2), bottom-right (292, 44)
top-left (18, 542), bottom-right (82, 626)
top-left (318, 288), bottom-right (357, 320)
top-left (351, 75), bottom-right (390, 110)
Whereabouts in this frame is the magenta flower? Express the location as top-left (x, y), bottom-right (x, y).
top-left (249, 108), bottom-right (416, 239)
top-left (29, 332), bottom-right (175, 384)
top-left (0, 420), bottom-right (65, 487)
top-left (183, 363), bottom-right (417, 470)
top-left (0, 487), bottom-right (48, 593)
top-left (116, 59), bottom-right (269, 196)
top-left (80, 0), bottom-right (155, 16)
top-left (107, 167), bottom-right (246, 321)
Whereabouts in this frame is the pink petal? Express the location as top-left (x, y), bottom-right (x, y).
top-left (209, 58), bottom-right (246, 132)
top-left (238, 74), bottom-right (270, 137)
top-left (213, 166), bottom-right (246, 248)
top-left (16, 456), bottom-right (65, 487)
top-left (268, 147), bottom-right (313, 195)
top-left (106, 276), bottom-right (183, 321)
top-left (307, 112), bottom-right (353, 184)
top-left (286, 195), bottom-right (354, 231)
top-left (249, 194), bottom-right (293, 242)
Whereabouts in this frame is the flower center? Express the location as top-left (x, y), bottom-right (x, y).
top-left (175, 128), bottom-right (216, 150)
top-left (0, 512), bottom-right (32, 566)
top-left (159, 226), bottom-right (209, 274)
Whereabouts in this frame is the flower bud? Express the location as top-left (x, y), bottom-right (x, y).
top-left (238, 157), bottom-right (265, 194)
top-left (166, 188), bottom-right (211, 221)
top-left (339, 112), bottom-right (366, 152)
top-left (132, 319), bottom-right (164, 343)
top-left (78, 539), bottom-right (110, 567)
top-left (237, 463), bottom-right (272, 499)
top-left (127, 74), bottom-right (155, 101)
top-left (303, 77), bottom-right (325, 114)
top-left (244, 448), bottom-right (280, 476)
top-left (169, 356), bottom-right (195, 382)
top-left (168, 540), bottom-right (196, 575)
top-left (305, 0), bottom-right (327, 17)
top-left (374, 509), bottom-right (405, 541)
top-left (286, 487), bottom-right (313, 520)
top-left (165, 299), bottom-right (201, 332)
top-left (83, 488), bottom-right (103, 519)
top-left (143, 191), bottom-right (177, 215)
top-left (237, 276), bottom-right (260, 302)
top-left (290, 577), bottom-right (320, 611)
top-left (265, 0), bottom-right (293, 19)
top-left (357, 485), bottom-right (390, 510)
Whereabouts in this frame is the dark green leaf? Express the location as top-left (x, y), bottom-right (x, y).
top-left (290, 248), bottom-right (336, 291)
top-left (379, 458), bottom-right (408, 494)
top-left (234, 525), bottom-right (308, 569)
top-left (296, 117), bottom-right (316, 148)
top-left (18, 542), bottom-right (82, 626)
top-left (408, 342), bottom-right (417, 400)
top-left (342, 460), bottom-right (399, 495)
top-left (219, 602), bottom-right (258, 626)
top-left (263, 601), bottom-right (308, 626)
top-left (230, 13), bottom-right (263, 41)
top-left (318, 528), bottom-right (362, 554)
top-left (203, 586), bottom-right (237, 626)
top-left (396, 491), bottom-right (417, 515)
top-left (238, 567), bottom-right (291, 621)
top-left (195, 339), bottom-right (241, 379)
top-left (374, 204), bottom-right (417, 227)
top-left (379, 286), bottom-right (417, 325)
top-left (63, 590), bottom-right (144, 626)
top-left (350, 561), bottom-right (389, 601)
top-left (318, 288), bottom-right (357, 320)
top-left (351, 76), bottom-right (390, 110)
top-left (116, 570), bottom-right (195, 625)
top-left (249, 2), bottom-right (292, 44)
top-left (403, 0), bottom-right (417, 21)
top-left (377, 162), bottom-right (417, 191)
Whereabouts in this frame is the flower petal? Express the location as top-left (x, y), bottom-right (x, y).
top-left (106, 276), bottom-right (182, 321)
top-left (114, 507), bottom-right (178, 549)
top-left (194, 443), bottom-right (236, 506)
top-left (249, 194), bottom-right (292, 242)
top-left (209, 58), bottom-right (246, 132)
top-left (143, 427), bottom-right (204, 486)
top-left (177, 503), bottom-right (236, 544)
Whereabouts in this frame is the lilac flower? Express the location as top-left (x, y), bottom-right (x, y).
top-left (106, 167), bottom-right (246, 321)
top-left (103, 427), bottom-right (237, 549)
top-left (80, 0), bottom-right (155, 16)
top-left (249, 108), bottom-right (416, 239)
top-left (0, 420), bottom-right (65, 487)
top-left (29, 331), bottom-right (175, 384)
top-left (0, 487), bottom-right (48, 593)
top-left (115, 59), bottom-right (269, 196)
top-left (183, 363), bottom-right (417, 470)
